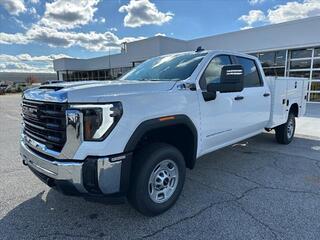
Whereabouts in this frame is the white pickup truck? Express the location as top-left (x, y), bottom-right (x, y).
top-left (20, 50), bottom-right (308, 216)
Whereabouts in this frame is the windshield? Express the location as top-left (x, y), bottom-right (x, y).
top-left (121, 52), bottom-right (207, 81)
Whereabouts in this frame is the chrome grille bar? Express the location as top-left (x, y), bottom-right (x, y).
top-left (22, 100), bottom-right (67, 152)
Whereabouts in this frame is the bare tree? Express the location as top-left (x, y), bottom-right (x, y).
top-left (25, 75), bottom-right (39, 85)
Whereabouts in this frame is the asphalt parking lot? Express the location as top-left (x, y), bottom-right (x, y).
top-left (1, 94), bottom-right (320, 240)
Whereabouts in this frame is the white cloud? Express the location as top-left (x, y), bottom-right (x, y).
top-left (155, 33), bottom-right (166, 36)
top-left (0, 61), bottom-right (54, 72)
top-left (12, 16), bottom-right (28, 29)
top-left (248, 0), bottom-right (265, 5)
top-left (0, 24), bottom-right (145, 51)
top-left (240, 26), bottom-right (253, 30)
top-left (29, 6), bottom-right (36, 14)
top-left (108, 27), bottom-right (117, 32)
top-left (240, 0), bottom-right (320, 29)
top-left (28, 6), bottom-right (39, 18)
top-left (0, 53), bottom-right (71, 62)
top-left (29, 0), bottom-right (39, 4)
top-left (267, 0), bottom-right (320, 24)
top-left (29, 25), bottom-right (145, 51)
top-left (119, 0), bottom-right (174, 27)
top-left (0, 32), bottom-right (29, 44)
top-left (239, 10), bottom-right (266, 28)
top-left (0, 0), bottom-right (26, 15)
top-left (40, 0), bottom-right (100, 30)
top-left (0, 53), bottom-right (71, 73)
top-left (0, 0), bottom-right (144, 53)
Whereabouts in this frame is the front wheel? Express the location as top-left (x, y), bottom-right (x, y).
top-left (128, 143), bottom-right (186, 216)
top-left (275, 113), bottom-right (296, 144)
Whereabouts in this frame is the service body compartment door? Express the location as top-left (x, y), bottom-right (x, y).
top-left (265, 77), bottom-right (308, 128)
top-left (265, 77), bottom-right (287, 127)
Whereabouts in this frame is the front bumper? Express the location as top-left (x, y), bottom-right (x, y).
top-left (20, 140), bottom-right (132, 197)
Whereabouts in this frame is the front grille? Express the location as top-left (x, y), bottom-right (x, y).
top-left (22, 99), bottom-right (67, 152)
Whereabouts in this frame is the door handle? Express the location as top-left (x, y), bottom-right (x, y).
top-left (234, 96), bottom-right (244, 101)
top-left (263, 93), bottom-right (270, 97)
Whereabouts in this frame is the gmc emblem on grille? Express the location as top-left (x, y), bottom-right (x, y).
top-left (23, 106), bottom-right (38, 115)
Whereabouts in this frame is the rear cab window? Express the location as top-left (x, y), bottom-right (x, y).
top-left (235, 56), bottom-right (263, 88)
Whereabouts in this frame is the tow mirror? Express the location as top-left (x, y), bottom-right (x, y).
top-left (207, 65), bottom-right (244, 93)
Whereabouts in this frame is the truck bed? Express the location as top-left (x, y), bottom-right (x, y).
top-left (265, 77), bottom-right (308, 129)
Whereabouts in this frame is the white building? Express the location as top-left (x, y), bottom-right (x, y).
top-left (54, 16), bottom-right (320, 103)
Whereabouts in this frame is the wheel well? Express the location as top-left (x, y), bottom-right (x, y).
top-left (290, 103), bottom-right (299, 117)
top-left (133, 124), bottom-right (196, 169)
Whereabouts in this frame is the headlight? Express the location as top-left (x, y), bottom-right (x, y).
top-left (70, 102), bottom-right (122, 141)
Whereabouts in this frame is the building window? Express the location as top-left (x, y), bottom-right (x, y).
top-left (259, 52), bottom-right (275, 67)
top-left (98, 70), bottom-right (106, 80)
top-left (310, 82), bottom-right (320, 91)
top-left (314, 48), bottom-right (320, 58)
top-left (288, 71), bottom-right (310, 78)
top-left (275, 50), bottom-right (286, 66)
top-left (62, 72), bottom-right (67, 80)
top-left (82, 72), bottom-right (89, 80)
top-left (264, 68), bottom-right (285, 77)
top-left (313, 59), bottom-right (320, 69)
top-left (290, 48), bottom-right (312, 59)
top-left (93, 71), bottom-right (98, 80)
top-left (252, 50), bottom-right (286, 77)
top-left (59, 66), bottom-right (134, 81)
top-left (312, 71), bottom-right (320, 80)
top-left (309, 92), bottom-right (320, 102)
top-left (289, 59), bottom-right (311, 69)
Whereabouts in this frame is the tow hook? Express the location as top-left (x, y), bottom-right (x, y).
top-left (22, 159), bottom-right (28, 166)
top-left (47, 178), bottom-right (55, 187)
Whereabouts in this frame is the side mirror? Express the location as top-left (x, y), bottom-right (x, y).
top-left (207, 65), bottom-right (244, 93)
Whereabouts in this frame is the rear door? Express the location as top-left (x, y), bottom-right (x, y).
top-left (233, 56), bottom-right (270, 135)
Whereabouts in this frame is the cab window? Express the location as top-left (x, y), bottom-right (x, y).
top-left (200, 55), bottom-right (231, 89)
top-left (235, 56), bottom-right (262, 88)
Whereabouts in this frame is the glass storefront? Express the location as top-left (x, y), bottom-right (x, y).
top-left (288, 47), bottom-right (320, 103)
top-left (252, 50), bottom-right (286, 77)
top-left (251, 46), bottom-right (320, 103)
top-left (58, 67), bottom-right (132, 82)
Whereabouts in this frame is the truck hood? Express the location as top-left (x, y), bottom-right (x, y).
top-left (23, 80), bottom-right (177, 103)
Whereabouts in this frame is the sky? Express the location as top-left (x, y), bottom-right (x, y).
top-left (0, 0), bottom-right (320, 73)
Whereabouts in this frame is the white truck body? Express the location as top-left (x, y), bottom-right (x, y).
top-left (20, 50), bottom-right (308, 215)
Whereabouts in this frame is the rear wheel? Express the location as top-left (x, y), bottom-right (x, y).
top-left (275, 113), bottom-right (296, 144)
top-left (128, 143), bottom-right (186, 216)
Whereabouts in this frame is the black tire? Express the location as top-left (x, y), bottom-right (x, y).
top-left (128, 143), bottom-right (186, 216)
top-left (275, 113), bottom-right (296, 144)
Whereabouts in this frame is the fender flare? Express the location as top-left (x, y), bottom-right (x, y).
top-left (124, 114), bottom-right (198, 169)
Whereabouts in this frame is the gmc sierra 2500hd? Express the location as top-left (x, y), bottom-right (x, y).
top-left (20, 50), bottom-right (308, 216)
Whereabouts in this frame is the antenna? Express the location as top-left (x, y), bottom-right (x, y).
top-left (195, 46), bottom-right (205, 52)
top-left (108, 47), bottom-right (111, 79)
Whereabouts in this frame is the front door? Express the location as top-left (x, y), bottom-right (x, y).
top-left (197, 55), bottom-right (245, 155)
